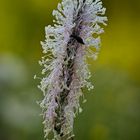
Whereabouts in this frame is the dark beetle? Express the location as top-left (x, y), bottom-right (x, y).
top-left (70, 34), bottom-right (85, 45)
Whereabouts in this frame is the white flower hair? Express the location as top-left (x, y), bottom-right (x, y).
top-left (38, 0), bottom-right (107, 139)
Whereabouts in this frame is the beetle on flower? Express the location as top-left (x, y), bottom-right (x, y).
top-left (38, 0), bottom-right (107, 139)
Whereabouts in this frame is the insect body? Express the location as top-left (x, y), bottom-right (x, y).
top-left (70, 34), bottom-right (85, 45)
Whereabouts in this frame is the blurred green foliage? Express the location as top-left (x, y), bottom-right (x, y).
top-left (0, 0), bottom-right (140, 140)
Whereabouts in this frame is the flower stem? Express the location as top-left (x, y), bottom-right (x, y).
top-left (54, 36), bottom-right (78, 139)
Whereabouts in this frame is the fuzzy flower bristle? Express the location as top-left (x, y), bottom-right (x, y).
top-left (38, 0), bottom-right (107, 139)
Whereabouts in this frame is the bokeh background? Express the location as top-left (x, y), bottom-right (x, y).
top-left (0, 0), bottom-right (140, 140)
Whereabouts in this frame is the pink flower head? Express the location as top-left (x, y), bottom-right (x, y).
top-left (38, 0), bottom-right (107, 139)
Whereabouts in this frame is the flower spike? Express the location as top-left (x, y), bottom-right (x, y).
top-left (38, 0), bottom-right (107, 139)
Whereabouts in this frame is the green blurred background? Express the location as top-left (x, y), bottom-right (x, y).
top-left (0, 0), bottom-right (140, 140)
